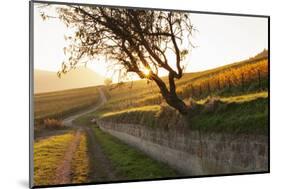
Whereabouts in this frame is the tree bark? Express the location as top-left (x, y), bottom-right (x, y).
top-left (151, 73), bottom-right (189, 115)
top-left (164, 92), bottom-right (190, 115)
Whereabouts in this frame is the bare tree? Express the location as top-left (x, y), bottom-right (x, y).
top-left (55, 5), bottom-right (195, 115)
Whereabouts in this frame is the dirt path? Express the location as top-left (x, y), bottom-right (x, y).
top-left (54, 87), bottom-right (120, 183)
top-left (54, 130), bottom-right (82, 184)
top-left (63, 88), bottom-right (107, 127)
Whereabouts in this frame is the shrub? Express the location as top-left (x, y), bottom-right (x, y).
top-left (43, 118), bottom-right (65, 129)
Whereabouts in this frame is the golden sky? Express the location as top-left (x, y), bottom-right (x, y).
top-left (34, 4), bottom-right (268, 81)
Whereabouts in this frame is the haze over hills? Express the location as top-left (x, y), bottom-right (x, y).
top-left (34, 67), bottom-right (105, 93)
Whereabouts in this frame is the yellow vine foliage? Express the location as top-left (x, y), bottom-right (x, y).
top-left (180, 59), bottom-right (268, 96)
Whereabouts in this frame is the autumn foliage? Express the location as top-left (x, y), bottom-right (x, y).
top-left (179, 59), bottom-right (268, 98)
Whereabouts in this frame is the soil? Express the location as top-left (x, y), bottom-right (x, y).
top-left (52, 88), bottom-right (121, 183)
top-left (54, 130), bottom-right (82, 184)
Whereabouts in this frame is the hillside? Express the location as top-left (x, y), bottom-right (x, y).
top-left (34, 67), bottom-right (105, 93)
top-left (34, 50), bottom-right (268, 133)
top-left (94, 50), bottom-right (269, 134)
top-left (33, 50), bottom-right (267, 113)
top-left (101, 50), bottom-right (268, 110)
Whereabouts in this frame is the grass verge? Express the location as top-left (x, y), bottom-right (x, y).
top-left (190, 96), bottom-right (268, 134)
top-left (98, 92), bottom-right (268, 134)
top-left (92, 126), bottom-right (179, 180)
top-left (33, 132), bottom-right (75, 186)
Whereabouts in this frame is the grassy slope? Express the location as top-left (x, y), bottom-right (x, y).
top-left (96, 52), bottom-right (269, 134)
top-left (92, 126), bottom-right (179, 179)
top-left (35, 51), bottom-right (269, 135)
top-left (101, 56), bottom-right (268, 112)
top-left (34, 51), bottom-right (268, 123)
top-left (33, 132), bottom-right (75, 186)
top-left (190, 95), bottom-right (268, 134)
top-left (99, 92), bottom-right (268, 134)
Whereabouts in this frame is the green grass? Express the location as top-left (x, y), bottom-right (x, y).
top-left (92, 126), bottom-right (179, 179)
top-left (101, 105), bottom-right (161, 127)
top-left (71, 133), bottom-right (89, 183)
top-left (196, 91), bottom-right (268, 104)
top-left (73, 113), bottom-right (180, 179)
top-left (98, 92), bottom-right (268, 134)
top-left (73, 112), bottom-right (96, 125)
top-left (99, 105), bottom-right (169, 128)
top-left (33, 132), bottom-right (75, 186)
top-left (190, 96), bottom-right (268, 134)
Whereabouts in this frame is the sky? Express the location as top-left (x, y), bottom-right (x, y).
top-left (34, 4), bottom-right (268, 81)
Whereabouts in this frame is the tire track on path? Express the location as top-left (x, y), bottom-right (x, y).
top-left (54, 130), bottom-right (82, 185)
top-left (55, 87), bottom-right (117, 184)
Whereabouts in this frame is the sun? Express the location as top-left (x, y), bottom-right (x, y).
top-left (142, 67), bottom-right (151, 76)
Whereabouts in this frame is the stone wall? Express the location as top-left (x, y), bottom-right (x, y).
top-left (97, 121), bottom-right (268, 176)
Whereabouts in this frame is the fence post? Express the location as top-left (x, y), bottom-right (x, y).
top-left (258, 69), bottom-right (261, 90)
top-left (241, 73), bottom-right (244, 91)
top-left (199, 85), bottom-right (202, 96)
top-left (207, 81), bottom-right (211, 93)
top-left (217, 79), bottom-right (221, 91)
top-left (191, 84), bottom-right (194, 97)
top-left (228, 77), bottom-right (231, 89)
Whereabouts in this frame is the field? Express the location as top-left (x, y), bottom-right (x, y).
top-left (34, 86), bottom-right (100, 133)
top-left (34, 132), bottom-right (76, 185)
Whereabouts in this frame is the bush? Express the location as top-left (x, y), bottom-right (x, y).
top-left (43, 118), bottom-right (65, 129)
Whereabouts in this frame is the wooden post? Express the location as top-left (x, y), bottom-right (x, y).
top-left (258, 69), bottom-right (261, 89)
top-left (241, 73), bottom-right (244, 91)
top-left (228, 77), bottom-right (231, 89)
top-left (207, 81), bottom-right (211, 93)
top-left (217, 79), bottom-right (221, 90)
top-left (191, 84), bottom-right (194, 97)
top-left (199, 85), bottom-right (202, 96)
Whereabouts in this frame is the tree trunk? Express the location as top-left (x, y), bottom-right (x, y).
top-left (151, 73), bottom-right (190, 115)
top-left (163, 92), bottom-right (190, 115)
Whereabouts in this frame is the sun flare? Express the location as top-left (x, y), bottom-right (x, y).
top-left (142, 68), bottom-right (151, 76)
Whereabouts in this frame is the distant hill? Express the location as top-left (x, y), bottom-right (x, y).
top-left (34, 67), bottom-right (105, 93)
top-left (181, 49), bottom-right (268, 79)
top-left (250, 49), bottom-right (268, 60)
